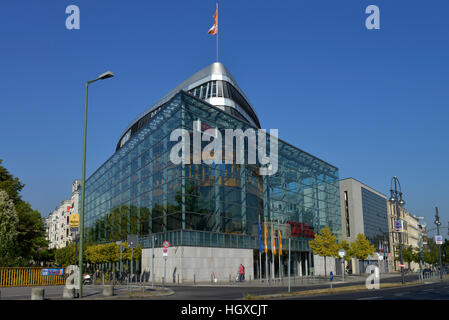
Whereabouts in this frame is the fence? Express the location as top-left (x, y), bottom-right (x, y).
top-left (0, 268), bottom-right (68, 287)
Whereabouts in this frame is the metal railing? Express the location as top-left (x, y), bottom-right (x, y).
top-left (0, 267), bottom-right (68, 287)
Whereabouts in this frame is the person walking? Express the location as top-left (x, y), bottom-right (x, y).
top-left (239, 264), bottom-right (244, 282)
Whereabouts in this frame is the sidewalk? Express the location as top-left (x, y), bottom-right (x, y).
top-left (137, 272), bottom-right (408, 288)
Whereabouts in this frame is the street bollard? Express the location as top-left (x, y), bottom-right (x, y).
top-left (177, 274), bottom-right (179, 284)
top-left (229, 274), bottom-right (231, 283)
top-left (63, 287), bottom-right (76, 299)
top-left (193, 274), bottom-right (195, 285)
top-left (31, 288), bottom-right (45, 300)
top-left (103, 285), bottom-right (114, 297)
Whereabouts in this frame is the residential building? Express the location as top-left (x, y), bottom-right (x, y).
top-left (387, 202), bottom-right (426, 271)
top-left (46, 180), bottom-right (81, 249)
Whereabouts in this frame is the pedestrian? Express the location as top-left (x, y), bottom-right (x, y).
top-left (239, 264), bottom-right (244, 282)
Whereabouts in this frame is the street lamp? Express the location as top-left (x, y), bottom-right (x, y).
top-left (434, 206), bottom-right (443, 280)
top-left (78, 71), bottom-right (114, 298)
top-left (390, 176), bottom-right (406, 284)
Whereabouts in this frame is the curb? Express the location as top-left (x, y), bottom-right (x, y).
top-left (244, 280), bottom-right (447, 300)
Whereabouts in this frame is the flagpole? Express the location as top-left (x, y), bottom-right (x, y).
top-left (265, 217), bottom-right (268, 285)
top-left (271, 218), bottom-right (275, 281)
top-left (216, 1), bottom-right (219, 62)
top-left (278, 220), bottom-right (282, 279)
top-left (259, 215), bottom-right (262, 283)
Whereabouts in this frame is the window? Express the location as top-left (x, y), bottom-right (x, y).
top-left (344, 191), bottom-right (350, 237)
top-left (211, 81), bottom-right (217, 97)
top-left (217, 80), bottom-right (223, 97)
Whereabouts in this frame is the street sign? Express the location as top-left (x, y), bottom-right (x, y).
top-left (163, 241), bottom-right (170, 248)
top-left (338, 249), bottom-right (346, 258)
top-left (394, 220), bottom-right (404, 232)
top-left (69, 214), bottom-right (79, 229)
top-left (127, 234), bottom-right (138, 249)
top-left (435, 235), bottom-right (443, 245)
top-left (398, 264), bottom-right (406, 268)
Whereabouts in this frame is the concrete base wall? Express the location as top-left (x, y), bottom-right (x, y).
top-left (142, 246), bottom-right (254, 283)
top-left (313, 255), bottom-right (337, 276)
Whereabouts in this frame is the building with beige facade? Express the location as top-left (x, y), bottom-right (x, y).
top-left (387, 201), bottom-right (426, 271)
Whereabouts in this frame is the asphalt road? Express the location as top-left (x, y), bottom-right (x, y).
top-left (0, 273), bottom-right (438, 300)
top-left (291, 280), bottom-right (449, 300)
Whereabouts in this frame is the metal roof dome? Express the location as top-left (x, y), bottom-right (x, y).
top-left (116, 62), bottom-right (261, 151)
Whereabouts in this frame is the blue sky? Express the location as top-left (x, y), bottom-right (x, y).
top-left (0, 0), bottom-right (448, 234)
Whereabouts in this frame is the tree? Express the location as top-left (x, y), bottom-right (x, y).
top-left (0, 190), bottom-right (19, 266)
top-left (350, 234), bottom-right (376, 272)
top-left (308, 226), bottom-right (339, 276)
top-left (0, 159), bottom-right (24, 203)
top-left (0, 159), bottom-right (47, 265)
top-left (54, 243), bottom-right (77, 268)
top-left (423, 238), bottom-right (439, 265)
top-left (338, 240), bottom-right (353, 262)
top-left (400, 246), bottom-right (418, 270)
top-left (15, 201), bottom-right (48, 264)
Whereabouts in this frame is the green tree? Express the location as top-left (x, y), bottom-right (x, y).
top-left (54, 243), bottom-right (77, 268)
top-left (423, 238), bottom-right (439, 265)
top-left (0, 190), bottom-right (19, 266)
top-left (0, 159), bottom-right (24, 203)
top-left (338, 240), bottom-right (353, 262)
top-left (350, 234), bottom-right (376, 270)
top-left (308, 226), bottom-right (339, 275)
top-left (0, 159), bottom-right (47, 265)
top-left (400, 246), bottom-right (418, 270)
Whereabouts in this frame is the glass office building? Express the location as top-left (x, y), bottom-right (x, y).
top-left (83, 63), bottom-right (341, 278)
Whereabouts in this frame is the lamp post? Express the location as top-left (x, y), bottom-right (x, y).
top-left (78, 71), bottom-right (114, 298)
top-left (434, 206), bottom-right (443, 280)
top-left (389, 176), bottom-right (406, 284)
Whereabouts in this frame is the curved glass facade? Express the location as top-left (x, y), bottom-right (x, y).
top-left (83, 91), bottom-right (341, 251)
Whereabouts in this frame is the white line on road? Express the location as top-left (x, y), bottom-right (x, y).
top-left (357, 296), bottom-right (382, 300)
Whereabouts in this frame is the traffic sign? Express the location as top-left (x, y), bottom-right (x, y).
top-left (330, 271), bottom-right (333, 281)
top-left (163, 248), bottom-right (168, 253)
top-left (377, 253), bottom-right (384, 261)
top-left (163, 241), bottom-right (170, 248)
top-left (338, 249), bottom-right (346, 258)
top-left (127, 234), bottom-right (138, 249)
top-left (435, 235), bottom-right (443, 245)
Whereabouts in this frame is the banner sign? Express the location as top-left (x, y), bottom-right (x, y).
top-left (286, 221), bottom-right (315, 238)
top-left (69, 213), bottom-right (79, 229)
top-left (394, 220), bottom-right (404, 233)
top-left (42, 268), bottom-right (64, 276)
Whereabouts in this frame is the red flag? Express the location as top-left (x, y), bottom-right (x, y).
top-left (208, 6), bottom-right (218, 35)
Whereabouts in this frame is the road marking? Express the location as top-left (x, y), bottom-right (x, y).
top-left (357, 296), bottom-right (382, 300)
top-left (394, 291), bottom-right (411, 297)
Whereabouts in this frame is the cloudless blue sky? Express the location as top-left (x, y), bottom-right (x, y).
top-left (0, 1), bottom-right (448, 234)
